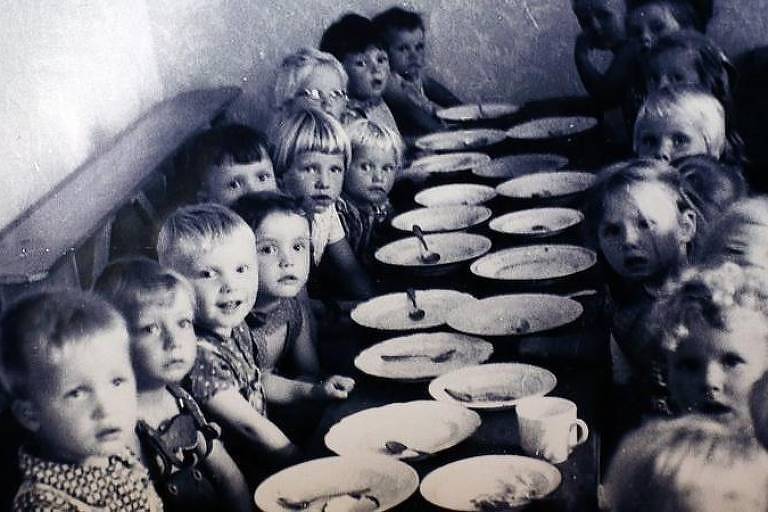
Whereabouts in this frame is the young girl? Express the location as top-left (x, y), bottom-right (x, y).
top-left (696, 197), bottom-right (768, 271)
top-left (272, 108), bottom-right (373, 299)
top-left (658, 262), bottom-right (768, 425)
top-left (95, 258), bottom-right (251, 512)
top-left (605, 415), bottom-right (768, 512)
top-left (625, 0), bottom-right (708, 52)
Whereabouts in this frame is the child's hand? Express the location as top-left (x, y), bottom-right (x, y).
top-left (316, 375), bottom-right (356, 399)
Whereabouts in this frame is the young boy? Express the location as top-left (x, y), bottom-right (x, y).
top-left (372, 7), bottom-right (462, 137)
top-left (319, 13), bottom-right (401, 137)
top-left (0, 290), bottom-right (162, 510)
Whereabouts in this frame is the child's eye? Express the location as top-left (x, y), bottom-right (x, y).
top-left (140, 323), bottom-right (160, 336)
top-left (382, 165), bottom-right (395, 173)
top-left (64, 387), bottom-right (88, 400)
top-left (258, 244), bottom-right (278, 256)
top-left (329, 89), bottom-right (347, 99)
top-left (112, 377), bottom-right (127, 387)
top-left (298, 89), bottom-right (322, 101)
top-left (302, 165), bottom-right (319, 175)
top-left (672, 133), bottom-right (690, 147)
top-left (359, 162), bottom-right (373, 172)
top-left (236, 264), bottom-right (249, 273)
top-left (256, 173), bottom-right (273, 182)
top-left (397, 44), bottom-right (409, 53)
top-left (354, 58), bottom-right (367, 68)
top-left (637, 218), bottom-right (651, 230)
top-left (725, 245), bottom-right (745, 256)
top-left (293, 240), bottom-right (308, 252)
top-left (198, 269), bottom-right (214, 279)
top-left (377, 54), bottom-right (389, 65)
top-left (415, 43), bottom-right (425, 52)
top-left (722, 353), bottom-right (746, 368)
top-left (228, 179), bottom-right (242, 190)
top-left (330, 166), bottom-right (343, 174)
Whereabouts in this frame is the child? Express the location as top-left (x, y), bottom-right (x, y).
top-left (658, 262), bottom-right (768, 426)
top-left (605, 415), bottom-right (768, 512)
top-left (94, 258), bottom-right (251, 512)
top-left (625, 0), bottom-right (707, 52)
top-left (0, 290), bottom-right (163, 510)
top-left (372, 6), bottom-right (462, 137)
top-left (272, 108), bottom-right (373, 299)
top-left (634, 84), bottom-right (726, 162)
top-left (156, 202), bottom-right (298, 480)
top-left (319, 13), bottom-right (401, 136)
top-left (335, 119), bottom-right (404, 265)
top-left (697, 197), bottom-right (768, 271)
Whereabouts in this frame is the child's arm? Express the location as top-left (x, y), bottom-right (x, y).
top-left (261, 372), bottom-right (355, 404)
top-left (290, 299), bottom-right (321, 376)
top-left (423, 75), bottom-right (462, 107)
top-left (325, 237), bottom-right (374, 299)
top-left (202, 439), bottom-right (252, 512)
top-left (574, 34), bottom-right (636, 106)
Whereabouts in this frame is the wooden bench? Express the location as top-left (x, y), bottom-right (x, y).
top-left (0, 86), bottom-right (241, 308)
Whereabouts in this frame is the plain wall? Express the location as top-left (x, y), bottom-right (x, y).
top-left (2, 0), bottom-right (767, 232)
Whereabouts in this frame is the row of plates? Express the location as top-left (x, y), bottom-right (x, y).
top-left (404, 151), bottom-right (569, 180)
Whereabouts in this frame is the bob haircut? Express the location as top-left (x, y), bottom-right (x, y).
top-left (320, 13), bottom-right (383, 61)
top-left (372, 6), bottom-right (425, 40)
top-left (232, 191), bottom-right (309, 235)
top-left (345, 118), bottom-right (405, 168)
top-left (273, 47), bottom-right (348, 111)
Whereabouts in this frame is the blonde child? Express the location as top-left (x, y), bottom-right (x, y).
top-left (95, 258), bottom-right (251, 512)
top-left (0, 290), bottom-right (162, 510)
top-left (697, 197), bottom-right (768, 271)
top-left (605, 415), bottom-right (768, 512)
top-left (272, 108), bottom-right (373, 299)
top-left (156, 203), bottom-right (298, 482)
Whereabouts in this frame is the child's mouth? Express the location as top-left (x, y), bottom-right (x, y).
top-left (164, 357), bottom-right (189, 370)
top-left (311, 194), bottom-right (334, 207)
top-left (217, 300), bottom-right (243, 314)
top-left (624, 255), bottom-right (648, 270)
top-left (278, 275), bottom-right (299, 285)
top-left (96, 426), bottom-right (122, 443)
top-left (696, 401), bottom-right (732, 416)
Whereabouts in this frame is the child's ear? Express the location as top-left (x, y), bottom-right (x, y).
top-left (11, 399), bottom-right (40, 432)
top-left (680, 209), bottom-right (697, 243)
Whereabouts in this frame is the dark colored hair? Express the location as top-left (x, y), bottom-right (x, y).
top-left (232, 191), bottom-right (309, 235)
top-left (626, 0), bottom-right (711, 32)
top-left (372, 7), bottom-right (424, 39)
top-left (319, 13), bottom-right (383, 61)
top-left (674, 154), bottom-right (747, 215)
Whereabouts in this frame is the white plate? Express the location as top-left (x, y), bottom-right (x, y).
top-left (415, 129), bottom-right (507, 152)
top-left (470, 245), bottom-right (596, 281)
top-left (354, 332), bottom-right (493, 380)
top-left (420, 455), bottom-right (562, 510)
top-left (375, 233), bottom-right (492, 268)
top-left (254, 455), bottom-right (419, 512)
top-left (506, 116), bottom-right (598, 140)
top-left (489, 208), bottom-right (584, 237)
top-left (428, 363), bottom-right (557, 410)
top-left (446, 294), bottom-right (583, 337)
top-left (404, 152), bottom-right (491, 179)
top-left (414, 183), bottom-right (497, 207)
top-left (325, 400), bottom-right (481, 460)
top-left (437, 103), bottom-right (520, 122)
top-left (472, 153), bottom-right (569, 180)
top-left (496, 171), bottom-right (596, 200)
top-left (391, 206), bottom-right (492, 233)
top-left (350, 289), bottom-right (476, 331)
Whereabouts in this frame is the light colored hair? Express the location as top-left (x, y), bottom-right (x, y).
top-left (157, 203), bottom-right (253, 269)
top-left (606, 415), bottom-right (768, 512)
top-left (271, 108), bottom-right (352, 176)
top-left (634, 85), bottom-right (726, 158)
top-left (697, 197), bottom-right (768, 266)
top-left (273, 47), bottom-right (348, 110)
top-left (345, 118), bottom-right (405, 167)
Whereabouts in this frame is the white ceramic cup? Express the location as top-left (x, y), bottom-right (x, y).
top-left (516, 396), bottom-right (589, 463)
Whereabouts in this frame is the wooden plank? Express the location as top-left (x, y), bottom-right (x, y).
top-left (0, 86), bottom-right (240, 284)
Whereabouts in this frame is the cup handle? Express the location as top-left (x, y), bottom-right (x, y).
top-left (568, 419), bottom-right (589, 448)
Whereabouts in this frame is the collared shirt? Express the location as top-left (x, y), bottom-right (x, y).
top-left (335, 196), bottom-right (392, 262)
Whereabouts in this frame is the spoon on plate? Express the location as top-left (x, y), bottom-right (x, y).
top-left (384, 440), bottom-right (431, 458)
top-left (412, 225), bottom-right (441, 264)
top-left (405, 288), bottom-right (426, 321)
top-left (380, 349), bottom-right (456, 362)
top-left (277, 488), bottom-right (375, 510)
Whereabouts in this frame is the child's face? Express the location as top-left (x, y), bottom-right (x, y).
top-left (281, 151), bottom-right (345, 214)
top-left (635, 112), bottom-right (709, 161)
top-left (708, 222), bottom-right (768, 271)
top-left (25, 328), bottom-right (137, 464)
top-left (646, 48), bottom-right (701, 91)
top-left (254, 212), bottom-right (311, 301)
top-left (386, 28), bottom-right (426, 81)
top-left (343, 47), bottom-right (390, 101)
top-left (202, 158), bottom-right (277, 207)
top-left (177, 226), bottom-right (259, 337)
top-left (129, 290), bottom-right (198, 389)
top-left (573, 0), bottom-right (626, 49)
top-left (627, 2), bottom-right (682, 50)
top-left (291, 65), bottom-right (348, 119)
top-left (599, 182), bottom-right (691, 281)
top-left (344, 145), bottom-right (398, 206)
top-left (669, 308), bottom-right (768, 424)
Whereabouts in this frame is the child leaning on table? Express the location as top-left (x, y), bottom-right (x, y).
top-left (94, 258), bottom-right (251, 512)
top-left (156, 203), bottom-right (299, 483)
top-left (0, 290), bottom-right (163, 511)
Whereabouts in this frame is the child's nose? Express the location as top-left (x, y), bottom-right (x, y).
top-left (315, 169), bottom-right (332, 189)
top-left (656, 140), bottom-right (673, 162)
top-left (623, 225), bottom-right (641, 247)
top-left (371, 169), bottom-right (386, 183)
top-left (640, 31), bottom-right (653, 49)
top-left (703, 363), bottom-right (725, 391)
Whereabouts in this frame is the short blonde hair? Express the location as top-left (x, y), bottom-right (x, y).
top-left (697, 197), bottom-right (768, 266)
top-left (634, 85), bottom-right (726, 158)
top-left (345, 119), bottom-right (405, 168)
top-left (273, 47), bottom-right (348, 110)
top-left (271, 108), bottom-right (352, 176)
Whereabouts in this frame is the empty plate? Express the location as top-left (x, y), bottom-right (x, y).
top-left (375, 233), bottom-right (492, 268)
top-left (489, 208), bottom-right (584, 237)
top-left (496, 171), bottom-right (596, 200)
top-left (254, 455), bottom-right (419, 511)
top-left (404, 152), bottom-right (491, 179)
top-left (470, 244), bottom-right (597, 282)
top-left (415, 129), bottom-right (507, 152)
top-left (391, 206), bottom-right (492, 233)
top-left (351, 289), bottom-right (476, 331)
top-left (437, 103), bottom-right (520, 122)
top-left (472, 153), bottom-right (569, 180)
top-left (506, 116), bottom-right (598, 140)
top-left (325, 400), bottom-right (481, 460)
top-left (428, 362), bottom-right (557, 410)
top-left (446, 294), bottom-right (583, 337)
top-left (420, 455), bottom-right (562, 510)
top-left (415, 183), bottom-right (497, 207)
top-left (354, 332), bottom-right (494, 381)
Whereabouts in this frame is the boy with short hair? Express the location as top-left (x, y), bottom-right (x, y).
top-left (0, 290), bottom-right (162, 511)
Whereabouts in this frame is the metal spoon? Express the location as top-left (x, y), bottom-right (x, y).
top-left (277, 488), bottom-right (372, 510)
top-left (412, 225), bottom-right (441, 264)
top-left (406, 288), bottom-right (426, 321)
top-left (384, 440), bottom-right (431, 458)
top-left (380, 349), bottom-right (456, 362)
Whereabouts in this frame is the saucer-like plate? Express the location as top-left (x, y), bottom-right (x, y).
top-left (470, 245), bottom-right (596, 281)
top-left (391, 205), bottom-right (492, 233)
top-left (420, 455), bottom-right (561, 510)
top-left (472, 153), bottom-right (569, 179)
top-left (437, 103), bottom-right (520, 122)
top-left (489, 208), bottom-right (584, 237)
top-left (415, 183), bottom-right (497, 207)
top-left (351, 289), bottom-right (476, 331)
top-left (496, 171), bottom-right (596, 200)
top-left (354, 332), bottom-right (493, 380)
top-left (404, 152), bottom-right (491, 179)
top-left (415, 129), bottom-right (507, 152)
top-left (506, 115), bottom-right (598, 140)
top-left (375, 233), bottom-right (492, 268)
